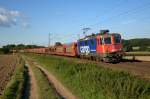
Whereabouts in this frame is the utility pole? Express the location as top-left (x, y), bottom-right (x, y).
top-left (48, 33), bottom-right (51, 47)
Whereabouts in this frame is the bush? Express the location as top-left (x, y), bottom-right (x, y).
top-left (2, 47), bottom-right (10, 54)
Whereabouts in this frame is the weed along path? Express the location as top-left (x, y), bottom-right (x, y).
top-left (34, 62), bottom-right (77, 99)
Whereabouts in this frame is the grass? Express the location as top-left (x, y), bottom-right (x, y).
top-left (25, 53), bottom-right (150, 99)
top-left (2, 56), bottom-right (27, 99)
top-left (30, 62), bottom-right (62, 99)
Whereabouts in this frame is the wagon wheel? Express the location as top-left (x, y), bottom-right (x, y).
top-left (90, 56), bottom-right (94, 60)
top-left (96, 57), bottom-right (100, 62)
top-left (80, 55), bottom-right (84, 59)
top-left (103, 58), bottom-right (109, 63)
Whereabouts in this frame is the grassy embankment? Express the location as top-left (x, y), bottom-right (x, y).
top-left (29, 61), bottom-right (62, 99)
top-left (25, 53), bottom-right (150, 99)
top-left (2, 56), bottom-right (27, 99)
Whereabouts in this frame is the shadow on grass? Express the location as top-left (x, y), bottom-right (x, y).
top-left (22, 66), bottom-right (30, 99)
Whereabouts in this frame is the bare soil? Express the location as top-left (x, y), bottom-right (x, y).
top-left (0, 55), bottom-right (17, 95)
top-left (27, 61), bottom-right (39, 99)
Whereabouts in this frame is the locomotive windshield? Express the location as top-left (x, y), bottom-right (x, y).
top-left (104, 37), bottom-right (111, 44)
top-left (114, 35), bottom-right (121, 44)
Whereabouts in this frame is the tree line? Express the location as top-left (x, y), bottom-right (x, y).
top-left (0, 44), bottom-right (45, 54)
top-left (123, 38), bottom-right (150, 52)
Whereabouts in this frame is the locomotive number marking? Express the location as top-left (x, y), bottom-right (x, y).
top-left (80, 46), bottom-right (90, 54)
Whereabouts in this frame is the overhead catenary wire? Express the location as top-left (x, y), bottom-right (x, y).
top-left (88, 1), bottom-right (150, 28)
top-left (60, 0), bottom-right (130, 40)
top-left (79, 0), bottom-right (127, 33)
top-left (91, 0), bottom-right (128, 22)
top-left (51, 1), bottom-right (150, 43)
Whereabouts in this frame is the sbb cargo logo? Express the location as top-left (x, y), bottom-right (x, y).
top-left (80, 46), bottom-right (90, 54)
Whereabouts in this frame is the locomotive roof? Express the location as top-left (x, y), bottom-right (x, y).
top-left (78, 33), bottom-right (120, 41)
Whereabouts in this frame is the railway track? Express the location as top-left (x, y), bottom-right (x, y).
top-left (99, 61), bottom-right (150, 80)
top-left (124, 56), bottom-right (150, 62)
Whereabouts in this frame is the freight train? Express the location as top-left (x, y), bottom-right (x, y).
top-left (24, 30), bottom-right (123, 62)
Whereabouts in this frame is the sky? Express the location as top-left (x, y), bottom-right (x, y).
top-left (0, 0), bottom-right (150, 47)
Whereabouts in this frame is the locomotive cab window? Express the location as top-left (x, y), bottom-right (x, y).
top-left (114, 35), bottom-right (121, 44)
top-left (99, 38), bottom-right (102, 45)
top-left (104, 37), bottom-right (111, 44)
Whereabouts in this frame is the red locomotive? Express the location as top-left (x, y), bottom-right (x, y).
top-left (96, 32), bottom-right (123, 62)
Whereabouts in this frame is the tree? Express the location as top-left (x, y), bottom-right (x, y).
top-left (2, 46), bottom-right (10, 54)
top-left (55, 42), bottom-right (62, 46)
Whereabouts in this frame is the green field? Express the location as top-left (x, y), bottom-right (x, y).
top-left (24, 53), bottom-right (150, 99)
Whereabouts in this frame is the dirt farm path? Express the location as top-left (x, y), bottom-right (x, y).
top-left (24, 57), bottom-right (77, 99)
top-left (25, 61), bottom-right (39, 99)
top-left (33, 62), bottom-right (77, 99)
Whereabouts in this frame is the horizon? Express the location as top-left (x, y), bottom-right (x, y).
top-left (0, 0), bottom-right (150, 47)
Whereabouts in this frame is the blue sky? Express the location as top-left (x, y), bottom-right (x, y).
top-left (0, 0), bottom-right (150, 47)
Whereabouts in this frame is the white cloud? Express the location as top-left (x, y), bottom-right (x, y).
top-left (0, 7), bottom-right (29, 28)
